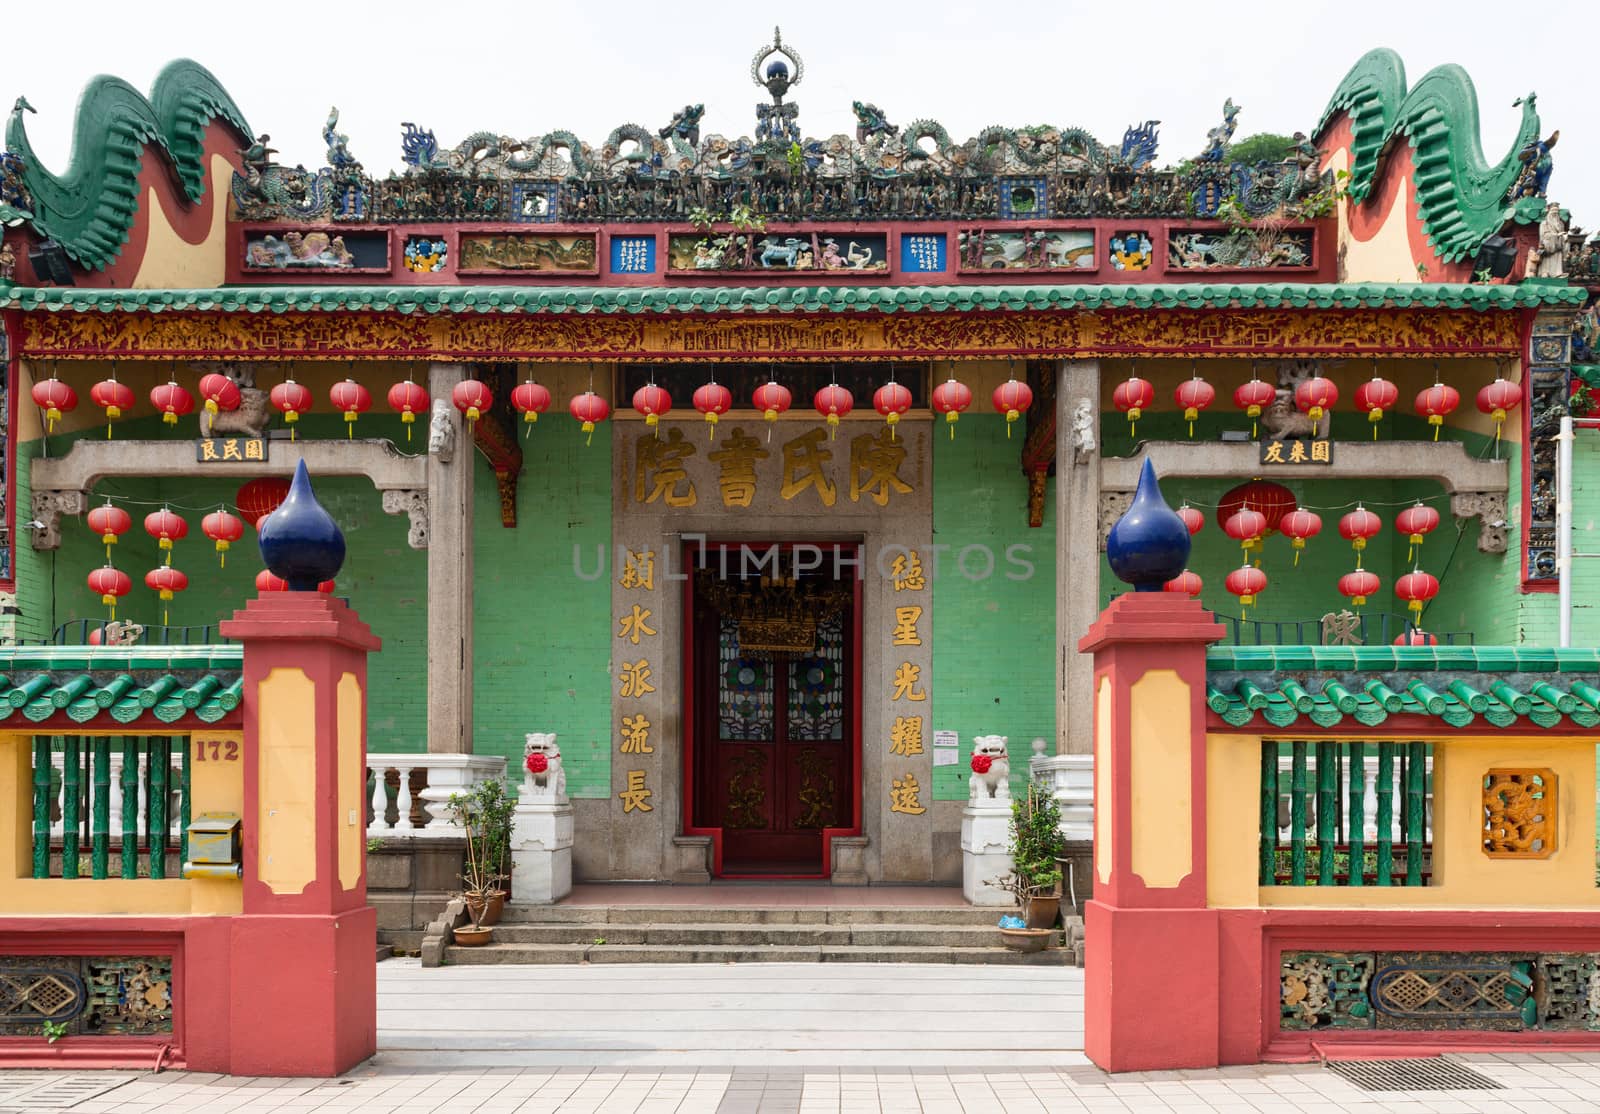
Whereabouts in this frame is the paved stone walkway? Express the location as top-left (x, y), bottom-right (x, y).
top-left (6, 961), bottom-right (1600, 1112)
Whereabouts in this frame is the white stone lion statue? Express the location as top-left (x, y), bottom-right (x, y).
top-left (968, 734), bottom-right (1011, 803)
top-left (522, 732), bottom-right (565, 802)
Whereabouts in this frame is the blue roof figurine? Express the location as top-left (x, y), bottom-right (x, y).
top-left (1105, 458), bottom-right (1191, 590)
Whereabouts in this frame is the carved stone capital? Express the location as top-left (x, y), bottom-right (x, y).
top-left (1451, 490), bottom-right (1509, 554)
top-left (28, 489), bottom-right (88, 550)
top-left (1098, 492), bottom-right (1132, 551)
top-left (381, 488), bottom-right (430, 549)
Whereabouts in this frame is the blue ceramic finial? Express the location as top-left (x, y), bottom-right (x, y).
top-left (1106, 458), bottom-right (1191, 591)
top-left (258, 460), bottom-right (346, 591)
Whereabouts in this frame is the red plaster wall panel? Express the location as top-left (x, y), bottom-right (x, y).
top-left (1086, 902), bottom-right (1221, 1071)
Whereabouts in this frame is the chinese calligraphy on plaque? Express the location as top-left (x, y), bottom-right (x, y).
top-left (197, 438), bottom-right (267, 462)
top-left (1260, 438), bottom-right (1332, 466)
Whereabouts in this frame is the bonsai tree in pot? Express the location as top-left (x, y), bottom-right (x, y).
top-left (1002, 783), bottom-right (1067, 929)
top-left (445, 777), bottom-right (517, 942)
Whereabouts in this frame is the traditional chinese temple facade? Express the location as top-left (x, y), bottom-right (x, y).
top-left (0, 37), bottom-right (1593, 890)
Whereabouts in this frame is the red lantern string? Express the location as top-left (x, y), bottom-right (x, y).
top-left (1476, 374), bottom-right (1522, 451)
top-left (202, 509), bottom-right (245, 569)
top-left (90, 372), bottom-right (134, 440)
top-left (387, 379), bottom-right (430, 442)
top-left (1112, 371), bottom-right (1153, 438)
top-left (1279, 509), bottom-right (1323, 567)
top-left (1177, 504), bottom-right (1205, 536)
top-left (237, 477), bottom-right (291, 528)
top-left (1338, 568), bottom-right (1380, 609)
top-left (31, 373), bottom-right (77, 434)
top-left (512, 379), bottom-right (553, 439)
top-left (814, 383), bottom-right (854, 440)
top-left (452, 378), bottom-right (494, 425)
top-left (1395, 628), bottom-right (1438, 646)
top-left (199, 372), bottom-right (241, 416)
top-left (88, 565), bottom-right (131, 620)
top-left (752, 379), bottom-right (792, 441)
top-left (1164, 569), bottom-right (1203, 597)
top-left (692, 380), bottom-right (733, 441)
top-left (1395, 503), bottom-right (1440, 562)
top-left (1395, 569), bottom-right (1440, 620)
top-left (1338, 506), bottom-right (1382, 567)
top-left (143, 508), bottom-right (188, 566)
top-left (270, 378), bottom-right (313, 441)
top-left (330, 377), bottom-right (372, 439)
top-left (1225, 564), bottom-right (1267, 618)
top-left (1174, 368), bottom-right (1214, 439)
top-left (931, 377), bottom-right (973, 440)
top-left (144, 566), bottom-right (188, 627)
top-left (1354, 368), bottom-right (1399, 441)
top-left (1224, 507), bottom-right (1267, 557)
top-left (992, 376), bottom-right (1033, 440)
top-left (87, 501), bottom-right (131, 561)
top-left (873, 380), bottom-right (913, 440)
top-left (568, 391), bottom-right (611, 446)
top-left (1233, 371), bottom-right (1275, 439)
top-left (150, 379), bottom-right (194, 427)
top-left (1415, 375), bottom-right (1460, 442)
top-left (632, 382), bottom-right (672, 437)
top-left (1293, 375), bottom-right (1338, 438)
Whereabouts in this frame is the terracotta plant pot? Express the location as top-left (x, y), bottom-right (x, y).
top-left (1024, 894), bottom-right (1061, 930)
top-left (453, 925), bottom-right (492, 947)
top-left (999, 927), bottom-right (1053, 953)
top-left (464, 892), bottom-right (488, 925)
top-left (481, 890), bottom-right (506, 926)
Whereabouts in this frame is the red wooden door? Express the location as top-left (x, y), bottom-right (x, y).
top-left (693, 575), bottom-right (852, 876)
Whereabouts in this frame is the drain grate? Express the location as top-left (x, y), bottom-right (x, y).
top-left (1328, 1058), bottom-right (1503, 1092)
top-left (0, 1072), bottom-right (136, 1110)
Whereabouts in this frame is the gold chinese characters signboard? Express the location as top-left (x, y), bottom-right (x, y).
top-left (1259, 438), bottom-right (1331, 466)
top-left (196, 437), bottom-right (267, 462)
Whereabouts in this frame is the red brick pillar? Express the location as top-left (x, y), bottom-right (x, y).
top-left (1078, 592), bottom-right (1223, 1072)
top-left (218, 592), bottom-right (381, 1076)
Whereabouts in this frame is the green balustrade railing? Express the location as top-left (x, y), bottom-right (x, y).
top-left (1258, 739), bottom-right (1432, 887)
top-left (28, 735), bottom-right (192, 880)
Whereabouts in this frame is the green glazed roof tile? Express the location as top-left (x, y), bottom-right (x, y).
top-left (0, 649), bottom-right (242, 728)
top-left (0, 281), bottom-right (1584, 314)
top-left (1208, 645), bottom-right (1600, 675)
top-left (1206, 674), bottom-right (1600, 733)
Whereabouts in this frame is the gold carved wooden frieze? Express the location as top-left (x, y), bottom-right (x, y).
top-left (1482, 769), bottom-right (1556, 859)
top-left (20, 307), bottom-right (1523, 361)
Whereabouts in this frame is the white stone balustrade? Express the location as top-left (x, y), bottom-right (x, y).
top-left (366, 753), bottom-right (507, 838)
top-left (1029, 748), bottom-right (1095, 843)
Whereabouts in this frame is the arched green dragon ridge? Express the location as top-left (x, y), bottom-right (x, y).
top-left (1316, 47), bottom-right (1542, 263)
top-left (6, 59), bottom-right (250, 272)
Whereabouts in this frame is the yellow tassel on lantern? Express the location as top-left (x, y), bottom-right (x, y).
top-left (217, 540), bottom-right (229, 568)
top-left (162, 412), bottom-right (177, 426)
top-left (827, 413), bottom-right (840, 440)
top-left (204, 399), bottom-right (219, 414)
top-left (1429, 414), bottom-right (1442, 441)
top-left (945, 411), bottom-right (959, 441)
top-left (706, 412), bottom-right (719, 442)
top-left (1292, 539), bottom-right (1305, 566)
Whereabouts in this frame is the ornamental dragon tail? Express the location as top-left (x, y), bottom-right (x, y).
top-left (1316, 47), bottom-right (1541, 263)
top-left (4, 59), bottom-right (251, 271)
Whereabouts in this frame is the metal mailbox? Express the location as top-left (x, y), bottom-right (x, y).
top-left (182, 811), bottom-right (242, 879)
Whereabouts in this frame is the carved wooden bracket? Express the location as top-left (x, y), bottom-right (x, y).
top-left (1019, 361), bottom-right (1057, 528)
top-left (471, 365), bottom-right (525, 529)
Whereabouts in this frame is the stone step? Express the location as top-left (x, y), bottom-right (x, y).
top-left (442, 940), bottom-right (1074, 967)
top-left (498, 904), bottom-right (1016, 927)
top-left (485, 922), bottom-right (1034, 948)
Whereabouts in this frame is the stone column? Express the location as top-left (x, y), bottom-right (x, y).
top-left (426, 364), bottom-right (475, 754)
top-left (1054, 359), bottom-right (1101, 904)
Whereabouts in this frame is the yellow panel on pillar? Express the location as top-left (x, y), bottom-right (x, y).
top-left (1129, 670), bottom-right (1193, 889)
top-left (256, 668), bottom-right (318, 895)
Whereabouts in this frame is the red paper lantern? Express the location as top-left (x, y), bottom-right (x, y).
top-left (150, 380), bottom-right (194, 426)
top-left (1294, 375), bottom-right (1338, 437)
top-left (1225, 564), bottom-right (1267, 616)
top-left (87, 566), bottom-right (132, 618)
top-left (1338, 568), bottom-right (1381, 608)
top-left (569, 391), bottom-right (611, 445)
top-left (1224, 507), bottom-right (1267, 555)
top-left (931, 377), bottom-right (973, 440)
top-left (1338, 506), bottom-right (1382, 560)
top-left (144, 565), bottom-right (188, 625)
top-left (1415, 381), bottom-right (1460, 441)
top-left (815, 384), bottom-right (854, 439)
top-left (1476, 378), bottom-right (1522, 446)
top-left (86, 502), bottom-right (131, 560)
top-left (1233, 376), bottom-right (1276, 437)
top-left (1395, 503), bottom-right (1440, 561)
top-left (330, 378), bottom-right (372, 438)
top-left (90, 377), bottom-right (135, 439)
top-left (752, 380), bottom-right (792, 429)
top-left (1177, 505), bottom-right (1205, 536)
top-left (1279, 509), bottom-right (1323, 566)
top-left (1395, 569), bottom-right (1440, 619)
top-left (199, 372), bottom-right (241, 415)
top-left (512, 379), bottom-right (554, 430)
top-left (1395, 629), bottom-right (1438, 646)
top-left (526, 752), bottom-right (550, 775)
top-left (270, 378), bottom-right (313, 439)
top-left (692, 381), bottom-right (733, 439)
top-left (992, 378), bottom-right (1034, 439)
top-left (1217, 480), bottom-right (1297, 535)
top-left (1164, 569), bottom-right (1203, 597)
top-left (970, 753), bottom-right (993, 775)
top-left (1354, 374), bottom-right (1399, 440)
top-left (632, 383), bottom-right (672, 430)
top-left (201, 509), bottom-right (245, 568)
top-left (386, 379), bottom-right (430, 442)
top-left (237, 477), bottom-right (291, 528)
top-left (452, 378), bottom-right (494, 423)
top-left (1111, 375), bottom-right (1154, 436)
top-left (144, 509), bottom-right (187, 564)
top-left (31, 376), bottom-right (77, 434)
top-left (873, 381), bottom-right (913, 437)
top-left (1174, 374), bottom-right (1215, 438)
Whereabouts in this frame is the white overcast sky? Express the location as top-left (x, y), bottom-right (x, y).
top-left (6, 0), bottom-right (1599, 222)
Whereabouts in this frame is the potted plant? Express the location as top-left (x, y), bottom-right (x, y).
top-left (446, 777), bottom-right (516, 943)
top-left (989, 784), bottom-right (1066, 950)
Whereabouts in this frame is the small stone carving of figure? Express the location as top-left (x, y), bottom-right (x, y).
top-left (427, 397), bottom-right (456, 462)
top-left (1531, 203), bottom-right (1570, 279)
top-left (238, 133), bottom-right (278, 198)
top-left (1071, 399), bottom-right (1097, 464)
top-left (1508, 121), bottom-right (1558, 201)
top-left (969, 735), bottom-right (1011, 803)
top-left (0, 235), bottom-right (14, 283)
top-left (196, 362), bottom-right (273, 439)
top-left (521, 733), bottom-right (566, 802)
top-left (1199, 98), bottom-right (1241, 162)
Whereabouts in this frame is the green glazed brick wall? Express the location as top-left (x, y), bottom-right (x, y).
top-left (930, 414), bottom-right (1057, 800)
top-left (470, 420), bottom-right (613, 798)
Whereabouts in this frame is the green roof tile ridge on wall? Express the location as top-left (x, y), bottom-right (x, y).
top-left (7, 60), bottom-right (251, 271)
top-left (1315, 48), bottom-right (1539, 263)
